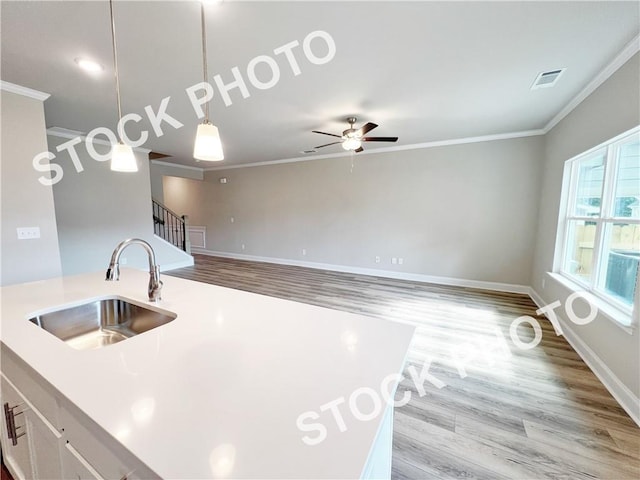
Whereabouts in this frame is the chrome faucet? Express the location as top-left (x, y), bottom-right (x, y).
top-left (105, 238), bottom-right (163, 302)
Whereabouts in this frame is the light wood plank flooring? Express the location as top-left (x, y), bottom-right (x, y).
top-left (168, 255), bottom-right (640, 479)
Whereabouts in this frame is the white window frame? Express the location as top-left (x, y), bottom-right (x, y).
top-left (555, 125), bottom-right (640, 328)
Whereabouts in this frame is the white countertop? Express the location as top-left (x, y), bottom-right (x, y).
top-left (0, 269), bottom-right (415, 479)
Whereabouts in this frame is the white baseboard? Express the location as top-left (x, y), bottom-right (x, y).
top-left (527, 287), bottom-right (547, 311)
top-left (190, 248), bottom-right (530, 294)
top-left (529, 288), bottom-right (640, 426)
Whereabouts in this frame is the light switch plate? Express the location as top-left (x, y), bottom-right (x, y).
top-left (17, 227), bottom-right (40, 239)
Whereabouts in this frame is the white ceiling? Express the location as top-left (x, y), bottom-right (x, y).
top-left (2, 1), bottom-right (639, 169)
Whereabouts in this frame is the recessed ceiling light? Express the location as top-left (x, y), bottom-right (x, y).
top-left (74, 57), bottom-right (104, 73)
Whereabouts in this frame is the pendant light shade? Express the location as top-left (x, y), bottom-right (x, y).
top-left (194, 2), bottom-right (224, 162)
top-left (194, 123), bottom-right (224, 161)
top-left (108, 0), bottom-right (137, 172)
top-left (111, 142), bottom-right (138, 172)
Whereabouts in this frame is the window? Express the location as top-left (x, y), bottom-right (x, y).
top-left (558, 127), bottom-right (640, 324)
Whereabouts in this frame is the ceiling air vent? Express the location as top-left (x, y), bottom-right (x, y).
top-left (531, 68), bottom-right (566, 90)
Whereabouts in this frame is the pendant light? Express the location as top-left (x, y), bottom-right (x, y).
top-left (193, 1), bottom-right (224, 161)
top-left (108, 0), bottom-right (138, 172)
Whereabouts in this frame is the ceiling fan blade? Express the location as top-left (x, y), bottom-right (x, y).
top-left (312, 130), bottom-right (342, 138)
top-left (314, 141), bottom-right (343, 149)
top-left (356, 122), bottom-right (378, 137)
top-left (361, 136), bottom-right (398, 142)
top-left (354, 146), bottom-right (364, 153)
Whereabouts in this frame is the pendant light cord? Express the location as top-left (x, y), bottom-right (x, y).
top-left (200, 2), bottom-right (210, 123)
top-left (109, 0), bottom-right (124, 131)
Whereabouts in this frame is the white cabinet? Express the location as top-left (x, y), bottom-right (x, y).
top-left (1, 375), bottom-right (63, 480)
top-left (58, 403), bottom-right (153, 480)
top-left (1, 375), bottom-right (33, 480)
top-left (61, 443), bottom-right (102, 480)
top-left (0, 347), bottom-right (158, 480)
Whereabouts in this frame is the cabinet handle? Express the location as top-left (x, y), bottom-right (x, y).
top-left (3, 402), bottom-right (26, 446)
top-left (3, 403), bottom-right (12, 441)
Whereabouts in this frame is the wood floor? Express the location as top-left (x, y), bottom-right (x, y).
top-left (168, 255), bottom-right (640, 480)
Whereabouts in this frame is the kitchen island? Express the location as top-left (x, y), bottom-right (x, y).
top-left (0, 269), bottom-right (415, 479)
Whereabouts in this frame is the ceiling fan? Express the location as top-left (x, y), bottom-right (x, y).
top-left (312, 117), bottom-right (398, 153)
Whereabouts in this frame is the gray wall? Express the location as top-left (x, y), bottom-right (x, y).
top-left (530, 53), bottom-right (640, 399)
top-left (164, 136), bottom-right (544, 286)
top-left (1, 91), bottom-right (62, 286)
top-left (149, 161), bottom-right (204, 204)
top-left (48, 134), bottom-right (193, 275)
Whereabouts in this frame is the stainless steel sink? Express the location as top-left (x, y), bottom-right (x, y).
top-left (28, 297), bottom-right (177, 350)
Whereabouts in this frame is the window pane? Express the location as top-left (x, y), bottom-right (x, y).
top-left (598, 222), bottom-right (640, 307)
top-left (563, 220), bottom-right (596, 283)
top-left (612, 137), bottom-right (640, 219)
top-left (572, 151), bottom-right (606, 217)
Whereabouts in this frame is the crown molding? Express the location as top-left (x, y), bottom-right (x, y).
top-left (150, 160), bottom-right (204, 172)
top-left (46, 127), bottom-right (85, 139)
top-left (203, 129), bottom-right (545, 171)
top-left (543, 33), bottom-right (640, 133)
top-left (46, 127), bottom-right (152, 154)
top-left (0, 80), bottom-right (50, 101)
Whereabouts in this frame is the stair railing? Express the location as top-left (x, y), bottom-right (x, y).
top-left (152, 199), bottom-right (190, 253)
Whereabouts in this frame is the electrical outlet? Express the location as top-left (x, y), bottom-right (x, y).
top-left (302, 249), bottom-right (306, 256)
top-left (241, 244), bottom-right (245, 250)
top-left (375, 256), bottom-right (380, 264)
top-left (398, 258), bottom-right (404, 265)
top-left (17, 227), bottom-right (40, 240)
top-left (542, 278), bottom-right (546, 289)
top-left (230, 217), bottom-right (235, 223)
top-left (392, 257), bottom-right (397, 265)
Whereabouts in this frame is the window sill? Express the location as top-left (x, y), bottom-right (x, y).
top-left (547, 272), bottom-right (636, 335)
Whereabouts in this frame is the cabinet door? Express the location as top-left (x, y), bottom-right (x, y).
top-left (1, 374), bottom-right (63, 480)
top-left (26, 407), bottom-right (63, 479)
top-left (1, 375), bottom-right (34, 480)
top-left (61, 442), bottom-right (103, 480)
top-left (59, 404), bottom-right (158, 480)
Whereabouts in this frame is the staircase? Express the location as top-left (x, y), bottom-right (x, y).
top-left (152, 199), bottom-right (190, 253)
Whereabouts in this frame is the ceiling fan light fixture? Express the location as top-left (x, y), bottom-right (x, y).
top-left (194, 122), bottom-right (224, 161)
top-left (110, 142), bottom-right (138, 172)
top-left (312, 117), bottom-right (397, 153)
top-left (342, 137), bottom-right (362, 151)
top-left (345, 129), bottom-right (358, 139)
